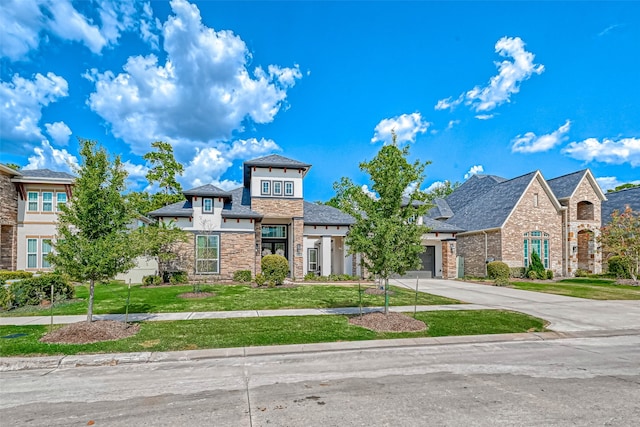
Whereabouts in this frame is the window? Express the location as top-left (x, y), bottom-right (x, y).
top-left (284, 181), bottom-right (294, 196)
top-left (577, 201), bottom-right (594, 220)
top-left (42, 192), bottom-right (53, 212)
top-left (57, 193), bottom-right (67, 210)
top-left (196, 235), bottom-right (219, 273)
top-left (262, 225), bottom-right (286, 238)
top-left (42, 240), bottom-right (52, 268)
top-left (28, 192), bottom-right (38, 212)
top-left (523, 231), bottom-right (549, 268)
top-left (533, 193), bottom-right (539, 207)
top-left (203, 198), bottom-right (213, 213)
top-left (261, 180), bottom-right (271, 195)
top-left (273, 181), bottom-right (282, 196)
top-left (27, 238), bottom-right (38, 268)
top-left (308, 248), bottom-right (318, 272)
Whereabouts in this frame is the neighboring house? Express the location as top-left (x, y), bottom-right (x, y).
top-left (0, 164), bottom-right (20, 270)
top-left (10, 169), bottom-right (74, 272)
top-left (425, 169), bottom-right (606, 278)
top-left (601, 186), bottom-right (640, 223)
top-left (148, 155), bottom-right (355, 281)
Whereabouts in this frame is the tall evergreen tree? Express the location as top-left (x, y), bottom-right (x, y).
top-left (48, 139), bottom-right (137, 322)
top-left (333, 132), bottom-right (432, 313)
top-left (143, 141), bottom-right (184, 207)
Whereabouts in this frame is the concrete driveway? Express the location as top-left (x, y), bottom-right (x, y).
top-left (391, 277), bottom-right (640, 333)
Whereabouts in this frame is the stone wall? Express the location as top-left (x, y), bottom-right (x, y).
top-left (251, 198), bottom-right (303, 218)
top-left (292, 218), bottom-right (304, 279)
top-left (457, 230), bottom-right (501, 277)
top-left (441, 240), bottom-right (457, 279)
top-left (501, 176), bottom-right (563, 275)
top-left (565, 177), bottom-right (602, 274)
top-left (0, 171), bottom-right (18, 270)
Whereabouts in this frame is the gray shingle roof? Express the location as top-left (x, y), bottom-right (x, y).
top-left (18, 169), bottom-right (75, 180)
top-left (547, 169), bottom-right (587, 199)
top-left (444, 172), bottom-right (537, 231)
top-left (183, 184), bottom-right (231, 197)
top-left (303, 202), bottom-right (355, 226)
top-left (430, 198), bottom-right (454, 219)
top-left (221, 187), bottom-right (263, 219)
top-left (443, 174), bottom-right (505, 212)
top-left (601, 187), bottom-right (640, 223)
top-left (243, 154), bottom-right (311, 186)
top-left (421, 216), bottom-right (465, 233)
top-left (147, 200), bottom-right (193, 217)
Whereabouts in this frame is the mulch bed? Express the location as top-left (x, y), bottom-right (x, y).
top-left (363, 287), bottom-right (396, 296)
top-left (40, 320), bottom-right (140, 344)
top-left (177, 292), bottom-right (216, 299)
top-left (349, 312), bottom-right (427, 332)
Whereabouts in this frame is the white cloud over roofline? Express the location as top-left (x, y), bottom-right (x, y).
top-left (562, 137), bottom-right (640, 167)
top-left (371, 112), bottom-right (430, 145)
top-left (23, 140), bottom-right (79, 173)
top-left (464, 165), bottom-right (484, 180)
top-left (511, 120), bottom-right (571, 153)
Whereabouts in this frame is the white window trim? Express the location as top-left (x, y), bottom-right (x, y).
top-left (195, 234), bottom-right (220, 274)
top-left (42, 192), bottom-right (53, 212)
top-left (42, 240), bottom-right (52, 268)
top-left (308, 248), bottom-right (318, 272)
top-left (27, 192), bottom-right (39, 212)
top-left (56, 192), bottom-right (67, 211)
top-left (273, 180), bottom-right (283, 196)
top-left (27, 238), bottom-right (38, 269)
top-left (203, 198), bottom-right (213, 213)
top-left (261, 180), bottom-right (271, 195)
top-left (284, 181), bottom-right (294, 196)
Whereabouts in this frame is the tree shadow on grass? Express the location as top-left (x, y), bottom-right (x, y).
top-left (111, 303), bottom-right (154, 314)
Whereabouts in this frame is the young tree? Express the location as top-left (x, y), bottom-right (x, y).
top-left (333, 132), bottom-right (432, 313)
top-left (134, 221), bottom-right (189, 282)
top-left (48, 139), bottom-right (137, 322)
top-left (600, 206), bottom-right (640, 281)
top-left (143, 141), bottom-right (184, 207)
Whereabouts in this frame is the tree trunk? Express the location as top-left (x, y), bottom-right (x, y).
top-left (384, 277), bottom-right (389, 315)
top-left (87, 279), bottom-right (95, 322)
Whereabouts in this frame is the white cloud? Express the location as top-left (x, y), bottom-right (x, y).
top-left (436, 36), bottom-right (544, 113)
top-left (371, 112), bottom-right (430, 144)
top-left (87, 0), bottom-right (302, 155)
top-left (361, 184), bottom-right (378, 199)
top-left (44, 121), bottom-right (72, 146)
top-left (425, 181), bottom-right (446, 192)
top-left (596, 176), bottom-right (640, 192)
top-left (0, 0), bottom-right (160, 61)
top-left (226, 138), bottom-right (281, 159)
top-left (474, 114), bottom-right (495, 120)
top-left (23, 140), bottom-right (79, 173)
top-left (0, 72), bottom-right (69, 143)
top-left (446, 120), bottom-right (460, 130)
top-left (511, 120), bottom-right (571, 153)
top-left (464, 165), bottom-right (484, 180)
top-left (562, 137), bottom-right (640, 166)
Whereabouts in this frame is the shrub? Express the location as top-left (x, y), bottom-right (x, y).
top-left (527, 270), bottom-right (538, 280)
top-left (168, 271), bottom-right (188, 285)
top-left (607, 256), bottom-right (632, 279)
top-left (142, 275), bottom-right (161, 286)
top-left (526, 251), bottom-right (546, 280)
top-left (9, 273), bottom-right (74, 308)
top-left (304, 272), bottom-right (318, 281)
top-left (0, 270), bottom-right (33, 282)
top-left (487, 261), bottom-right (510, 280)
top-left (233, 270), bottom-right (252, 283)
top-left (254, 273), bottom-right (266, 286)
top-left (261, 254), bottom-right (289, 286)
top-left (494, 276), bottom-right (510, 286)
top-left (509, 267), bottom-right (525, 279)
top-left (546, 269), bottom-right (554, 280)
top-left (574, 268), bottom-right (589, 277)
top-left (0, 286), bottom-right (12, 310)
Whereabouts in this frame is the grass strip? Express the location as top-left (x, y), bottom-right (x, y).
top-left (509, 278), bottom-right (640, 300)
top-left (1, 283), bottom-right (460, 317)
top-left (0, 310), bottom-right (545, 357)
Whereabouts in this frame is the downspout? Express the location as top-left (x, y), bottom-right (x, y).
top-left (562, 207), bottom-right (568, 277)
top-left (483, 230), bottom-right (488, 277)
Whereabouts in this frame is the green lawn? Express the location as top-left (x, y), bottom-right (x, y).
top-left (509, 278), bottom-right (640, 300)
top-left (1, 282), bottom-right (460, 317)
top-left (0, 310), bottom-right (546, 357)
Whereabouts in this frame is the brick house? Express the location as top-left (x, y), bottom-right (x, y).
top-left (424, 169), bottom-right (606, 278)
top-left (148, 154), bottom-right (355, 281)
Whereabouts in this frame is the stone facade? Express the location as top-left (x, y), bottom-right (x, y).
top-left (441, 239), bottom-right (457, 279)
top-left (457, 230), bottom-right (502, 277)
top-left (0, 169), bottom-right (18, 270)
top-left (251, 198), bottom-right (304, 218)
top-left (564, 177), bottom-right (602, 274)
top-left (292, 218), bottom-right (304, 279)
top-left (501, 177), bottom-right (563, 275)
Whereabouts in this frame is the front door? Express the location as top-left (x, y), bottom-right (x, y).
top-left (419, 245), bottom-right (436, 278)
top-left (261, 240), bottom-right (288, 259)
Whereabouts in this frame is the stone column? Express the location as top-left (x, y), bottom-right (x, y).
top-left (292, 218), bottom-right (304, 279)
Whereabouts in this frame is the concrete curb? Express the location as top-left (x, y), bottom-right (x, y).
top-left (2, 329), bottom-right (638, 372)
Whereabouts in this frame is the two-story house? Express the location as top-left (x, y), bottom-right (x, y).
top-left (148, 154), bottom-right (356, 281)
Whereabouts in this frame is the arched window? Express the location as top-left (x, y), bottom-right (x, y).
top-left (577, 201), bottom-right (594, 220)
top-left (523, 231), bottom-right (549, 268)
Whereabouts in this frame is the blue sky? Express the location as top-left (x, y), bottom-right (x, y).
top-left (1, 0), bottom-right (639, 202)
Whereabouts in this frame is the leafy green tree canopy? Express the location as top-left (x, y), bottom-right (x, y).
top-left (144, 141), bottom-right (184, 203)
top-left (607, 183), bottom-right (640, 193)
top-left (48, 139), bottom-right (137, 321)
top-left (600, 206), bottom-right (640, 281)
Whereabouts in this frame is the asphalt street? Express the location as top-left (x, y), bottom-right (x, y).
top-left (1, 334), bottom-right (639, 426)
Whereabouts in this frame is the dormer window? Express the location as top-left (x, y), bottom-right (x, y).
top-left (261, 180), bottom-right (271, 195)
top-left (284, 181), bottom-right (294, 196)
top-left (203, 198), bottom-right (213, 213)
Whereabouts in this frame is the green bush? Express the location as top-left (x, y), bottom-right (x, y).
top-left (168, 271), bottom-right (188, 285)
top-left (0, 270), bottom-right (33, 282)
top-left (494, 276), bottom-right (510, 286)
top-left (304, 272), bottom-right (318, 281)
top-left (546, 269), bottom-right (554, 280)
top-left (526, 251), bottom-right (546, 279)
top-left (527, 270), bottom-right (538, 280)
top-left (254, 273), bottom-right (266, 286)
top-left (233, 270), bottom-right (252, 283)
top-left (142, 275), bottom-right (161, 286)
top-left (9, 273), bottom-right (74, 308)
top-left (0, 286), bottom-right (11, 310)
top-left (574, 268), bottom-right (589, 277)
top-left (608, 256), bottom-right (632, 279)
top-left (509, 267), bottom-right (525, 278)
top-left (487, 261), bottom-right (510, 280)
top-left (261, 254), bottom-right (289, 286)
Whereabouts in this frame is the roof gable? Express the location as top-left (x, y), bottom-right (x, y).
top-left (243, 154), bottom-right (311, 186)
top-left (444, 174), bottom-right (506, 212)
top-left (183, 184), bottom-right (231, 198)
top-left (547, 169), bottom-right (605, 202)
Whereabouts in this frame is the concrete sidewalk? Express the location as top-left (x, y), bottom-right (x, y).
top-left (0, 303), bottom-right (493, 326)
top-left (391, 277), bottom-right (640, 333)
